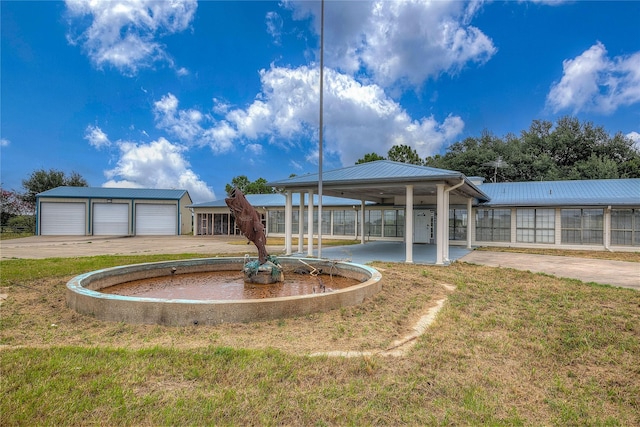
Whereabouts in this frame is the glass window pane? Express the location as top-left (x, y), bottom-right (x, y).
top-left (562, 209), bottom-right (581, 229)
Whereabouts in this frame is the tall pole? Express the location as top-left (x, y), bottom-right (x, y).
top-left (318, 0), bottom-right (324, 258)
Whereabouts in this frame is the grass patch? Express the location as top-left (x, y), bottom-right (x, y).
top-left (0, 231), bottom-right (33, 240)
top-left (0, 254), bottom-right (225, 286)
top-left (1, 255), bottom-right (639, 425)
top-left (477, 246), bottom-right (640, 263)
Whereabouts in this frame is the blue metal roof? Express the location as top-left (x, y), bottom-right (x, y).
top-left (268, 160), bottom-right (463, 186)
top-left (478, 179), bottom-right (640, 207)
top-left (37, 186), bottom-right (191, 201)
top-left (189, 193), bottom-right (371, 208)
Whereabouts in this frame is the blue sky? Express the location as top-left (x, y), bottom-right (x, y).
top-left (2, 0), bottom-right (639, 203)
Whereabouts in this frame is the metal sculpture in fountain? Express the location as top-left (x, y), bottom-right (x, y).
top-left (225, 188), bottom-right (283, 284)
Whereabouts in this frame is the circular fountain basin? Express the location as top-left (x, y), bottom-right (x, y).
top-left (66, 257), bottom-right (382, 326)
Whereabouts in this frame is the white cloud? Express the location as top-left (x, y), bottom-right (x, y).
top-left (103, 137), bottom-right (215, 203)
top-left (289, 159), bottom-right (304, 171)
top-left (286, 0), bottom-right (496, 88)
top-left (153, 93), bottom-right (205, 142)
top-left (147, 65), bottom-right (465, 174)
top-left (627, 131), bottom-right (640, 151)
top-left (524, 0), bottom-right (569, 4)
top-left (84, 125), bottom-right (111, 148)
top-left (0, 138), bottom-right (10, 147)
top-left (266, 11), bottom-right (283, 45)
top-left (206, 65), bottom-right (465, 166)
top-left (65, 0), bottom-right (197, 75)
top-left (547, 42), bottom-right (640, 114)
top-left (245, 144), bottom-right (263, 156)
top-left (153, 93), bottom-right (236, 154)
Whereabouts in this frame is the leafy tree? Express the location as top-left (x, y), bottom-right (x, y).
top-left (1, 188), bottom-right (32, 226)
top-left (387, 144), bottom-right (424, 165)
top-left (21, 168), bottom-right (88, 208)
top-left (225, 176), bottom-right (275, 196)
top-left (356, 152), bottom-right (386, 164)
top-left (425, 117), bottom-right (640, 182)
top-left (7, 214), bottom-right (35, 233)
top-left (568, 154), bottom-right (619, 180)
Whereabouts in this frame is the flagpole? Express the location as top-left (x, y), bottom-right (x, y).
top-left (318, 0), bottom-right (324, 258)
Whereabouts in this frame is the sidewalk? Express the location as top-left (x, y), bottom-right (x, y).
top-left (460, 251), bottom-right (639, 291)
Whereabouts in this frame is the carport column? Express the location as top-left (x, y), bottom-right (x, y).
top-left (285, 190), bottom-right (293, 255)
top-left (436, 184), bottom-right (446, 265)
top-left (298, 192), bottom-right (304, 253)
top-left (360, 199), bottom-right (366, 244)
top-left (405, 185), bottom-right (414, 263)
top-left (443, 189), bottom-right (450, 262)
top-left (466, 197), bottom-right (473, 249)
top-left (307, 189), bottom-right (314, 257)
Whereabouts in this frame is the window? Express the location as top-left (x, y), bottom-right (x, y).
top-left (365, 210), bottom-right (382, 237)
top-left (321, 210), bottom-right (331, 235)
top-left (302, 210), bottom-right (330, 234)
top-left (516, 208), bottom-right (555, 243)
top-left (268, 210), bottom-right (285, 234)
top-left (291, 210), bottom-right (299, 235)
top-left (611, 209), bottom-right (640, 246)
top-left (332, 210), bottom-right (356, 236)
top-left (561, 209), bottom-right (603, 244)
top-left (476, 209), bottom-right (511, 242)
top-left (383, 209), bottom-right (404, 238)
top-left (449, 209), bottom-right (467, 241)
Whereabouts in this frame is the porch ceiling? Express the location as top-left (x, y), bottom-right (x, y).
top-left (321, 181), bottom-right (439, 203)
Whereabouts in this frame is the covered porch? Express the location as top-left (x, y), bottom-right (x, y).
top-left (268, 160), bottom-right (488, 265)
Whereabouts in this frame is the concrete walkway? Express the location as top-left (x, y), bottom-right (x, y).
top-left (460, 251), bottom-right (639, 291)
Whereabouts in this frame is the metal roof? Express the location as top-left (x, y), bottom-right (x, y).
top-left (267, 160), bottom-right (489, 203)
top-left (269, 160), bottom-right (463, 185)
top-left (189, 193), bottom-right (372, 208)
top-left (478, 179), bottom-right (640, 207)
top-left (37, 186), bottom-right (191, 201)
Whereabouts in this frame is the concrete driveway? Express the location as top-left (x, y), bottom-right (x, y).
top-left (0, 235), bottom-right (280, 260)
top-left (460, 251), bottom-right (639, 291)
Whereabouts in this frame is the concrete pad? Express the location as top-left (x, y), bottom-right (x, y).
top-left (0, 235), bottom-right (282, 260)
top-left (461, 251), bottom-right (639, 291)
top-left (299, 241), bottom-right (471, 265)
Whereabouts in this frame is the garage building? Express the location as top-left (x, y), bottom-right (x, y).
top-left (36, 187), bottom-right (193, 236)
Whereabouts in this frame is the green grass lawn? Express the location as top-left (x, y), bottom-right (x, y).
top-left (1, 254), bottom-right (639, 425)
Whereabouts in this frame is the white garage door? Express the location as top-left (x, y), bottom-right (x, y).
top-left (40, 202), bottom-right (86, 235)
top-left (135, 204), bottom-right (177, 235)
top-left (93, 203), bottom-right (129, 235)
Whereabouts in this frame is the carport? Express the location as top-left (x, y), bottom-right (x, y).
top-left (268, 160), bottom-right (489, 265)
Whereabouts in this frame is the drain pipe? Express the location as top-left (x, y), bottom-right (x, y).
top-left (443, 179), bottom-right (465, 263)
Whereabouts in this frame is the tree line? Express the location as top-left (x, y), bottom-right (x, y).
top-left (358, 116), bottom-right (640, 182)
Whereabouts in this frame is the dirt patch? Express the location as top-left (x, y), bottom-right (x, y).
top-left (0, 262), bottom-right (454, 355)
